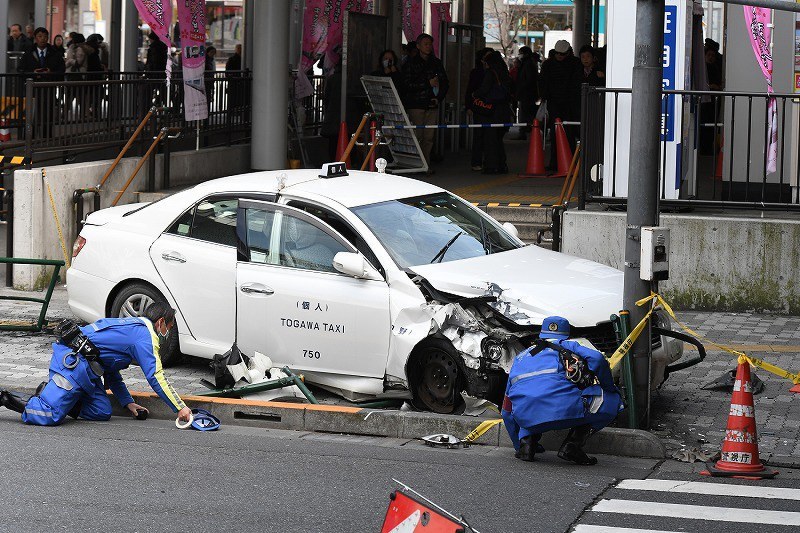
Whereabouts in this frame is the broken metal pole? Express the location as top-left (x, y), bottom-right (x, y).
top-left (624, 0), bottom-right (665, 429)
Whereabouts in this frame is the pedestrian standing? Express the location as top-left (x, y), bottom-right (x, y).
top-left (513, 46), bottom-right (540, 141)
top-left (52, 34), bottom-right (66, 58)
top-left (8, 23), bottom-right (33, 53)
top-left (472, 50), bottom-right (513, 174)
top-left (465, 48), bottom-right (490, 171)
top-left (401, 32), bottom-right (449, 172)
top-left (539, 40), bottom-right (581, 170)
top-left (18, 27), bottom-right (65, 137)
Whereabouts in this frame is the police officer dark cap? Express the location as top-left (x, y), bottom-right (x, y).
top-left (539, 316), bottom-right (571, 339)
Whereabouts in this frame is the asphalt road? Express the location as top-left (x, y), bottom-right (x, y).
top-left (0, 409), bottom-right (660, 533)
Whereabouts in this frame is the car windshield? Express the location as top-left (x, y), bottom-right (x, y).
top-left (352, 192), bottom-right (521, 268)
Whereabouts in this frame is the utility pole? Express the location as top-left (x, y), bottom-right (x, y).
top-left (624, 0), bottom-right (665, 429)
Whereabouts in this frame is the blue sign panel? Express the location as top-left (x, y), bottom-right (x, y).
top-left (661, 6), bottom-right (678, 142)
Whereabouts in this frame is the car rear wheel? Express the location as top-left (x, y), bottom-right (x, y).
top-left (110, 282), bottom-right (182, 366)
top-left (409, 338), bottom-right (466, 414)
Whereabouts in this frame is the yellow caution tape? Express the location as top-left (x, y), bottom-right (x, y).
top-left (44, 170), bottom-right (71, 269)
top-left (606, 293), bottom-right (659, 370)
top-left (463, 418), bottom-right (504, 443)
top-left (647, 292), bottom-right (800, 385)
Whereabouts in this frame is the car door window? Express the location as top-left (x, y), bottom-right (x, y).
top-left (279, 212), bottom-right (348, 273)
top-left (167, 197), bottom-right (239, 245)
top-left (242, 207), bottom-right (276, 264)
top-left (286, 201), bottom-right (384, 276)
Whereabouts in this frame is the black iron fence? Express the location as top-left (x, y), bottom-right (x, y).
top-left (0, 70), bottom-right (252, 164)
top-left (579, 85), bottom-right (800, 210)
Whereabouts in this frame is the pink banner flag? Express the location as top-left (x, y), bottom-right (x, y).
top-left (743, 6), bottom-right (777, 173)
top-left (133, 0), bottom-right (172, 45)
top-left (297, 0), bottom-right (373, 98)
top-left (430, 2), bottom-right (452, 56)
top-left (402, 0), bottom-right (423, 43)
top-left (177, 0), bottom-right (208, 121)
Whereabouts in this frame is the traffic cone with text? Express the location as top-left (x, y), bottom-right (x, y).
top-left (701, 357), bottom-right (778, 479)
top-left (519, 119), bottom-right (548, 178)
top-left (551, 118), bottom-right (573, 179)
top-left (334, 121), bottom-right (351, 168)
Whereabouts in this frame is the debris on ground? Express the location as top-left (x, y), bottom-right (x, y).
top-left (671, 447), bottom-right (720, 463)
top-left (702, 368), bottom-right (765, 394)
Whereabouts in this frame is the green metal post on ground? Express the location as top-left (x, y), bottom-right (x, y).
top-left (616, 311), bottom-right (638, 429)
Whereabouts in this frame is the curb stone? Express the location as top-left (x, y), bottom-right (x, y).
top-left (113, 391), bottom-right (666, 458)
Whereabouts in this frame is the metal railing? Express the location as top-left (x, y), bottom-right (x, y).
top-left (579, 85), bottom-right (800, 211)
top-left (0, 70), bottom-right (252, 164)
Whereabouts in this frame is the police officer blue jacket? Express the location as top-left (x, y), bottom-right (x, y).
top-left (21, 317), bottom-right (186, 426)
top-left (502, 316), bottom-right (622, 451)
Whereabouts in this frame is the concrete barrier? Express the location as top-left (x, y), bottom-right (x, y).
top-left (562, 210), bottom-right (800, 313)
top-left (11, 145), bottom-right (250, 289)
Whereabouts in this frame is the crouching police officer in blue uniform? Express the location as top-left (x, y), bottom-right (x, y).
top-left (501, 316), bottom-right (623, 465)
top-left (0, 303), bottom-right (192, 426)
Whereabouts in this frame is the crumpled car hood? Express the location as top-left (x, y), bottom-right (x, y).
top-left (407, 246), bottom-right (623, 327)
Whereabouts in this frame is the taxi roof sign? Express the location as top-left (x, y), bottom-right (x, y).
top-left (320, 162), bottom-right (349, 178)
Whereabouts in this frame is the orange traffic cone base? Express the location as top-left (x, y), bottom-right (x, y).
top-left (790, 383), bottom-right (800, 394)
top-left (700, 464), bottom-right (778, 480)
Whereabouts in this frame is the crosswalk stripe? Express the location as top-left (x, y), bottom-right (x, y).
top-left (574, 526), bottom-right (679, 533)
top-left (591, 499), bottom-right (800, 526)
top-left (617, 479), bottom-right (800, 500)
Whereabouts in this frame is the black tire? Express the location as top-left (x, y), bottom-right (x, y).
top-left (110, 282), bottom-right (182, 366)
top-left (408, 337), bottom-right (466, 414)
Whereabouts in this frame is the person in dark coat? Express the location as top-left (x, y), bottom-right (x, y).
top-left (7, 23), bottom-right (32, 54)
top-left (465, 48), bottom-right (491, 171)
top-left (225, 44), bottom-right (245, 120)
top-left (472, 50), bottom-right (512, 174)
top-left (145, 32), bottom-right (168, 77)
top-left (513, 46), bottom-right (540, 140)
top-left (539, 40), bottom-right (581, 170)
top-left (501, 316), bottom-right (623, 465)
top-left (401, 33), bottom-right (449, 170)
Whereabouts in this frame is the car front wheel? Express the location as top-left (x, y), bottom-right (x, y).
top-left (110, 282), bottom-right (182, 366)
top-left (409, 338), bottom-right (466, 414)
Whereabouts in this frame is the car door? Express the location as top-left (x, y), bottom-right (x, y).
top-left (149, 195), bottom-right (240, 350)
top-left (235, 200), bottom-right (391, 378)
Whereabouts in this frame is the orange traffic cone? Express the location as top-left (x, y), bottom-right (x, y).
top-left (519, 119), bottom-right (547, 178)
top-left (0, 118), bottom-right (10, 143)
top-left (701, 359), bottom-right (778, 479)
top-left (551, 118), bottom-right (573, 179)
top-left (334, 121), bottom-right (351, 168)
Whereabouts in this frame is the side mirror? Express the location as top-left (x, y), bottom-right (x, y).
top-left (332, 252), bottom-right (382, 281)
top-left (502, 222), bottom-right (519, 240)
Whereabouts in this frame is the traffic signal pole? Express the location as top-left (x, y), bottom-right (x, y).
top-left (624, 0), bottom-right (665, 429)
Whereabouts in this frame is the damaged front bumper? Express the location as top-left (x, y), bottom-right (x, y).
top-left (399, 277), bottom-right (685, 403)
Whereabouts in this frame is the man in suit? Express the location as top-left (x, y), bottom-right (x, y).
top-left (19, 27), bottom-right (65, 137)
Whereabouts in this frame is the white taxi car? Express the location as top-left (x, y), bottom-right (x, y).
top-left (67, 163), bottom-right (683, 413)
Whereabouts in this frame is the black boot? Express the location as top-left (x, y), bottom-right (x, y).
top-left (558, 424), bottom-right (597, 465)
top-left (0, 390), bottom-right (30, 414)
top-left (515, 433), bottom-right (543, 461)
top-left (35, 381), bottom-right (47, 396)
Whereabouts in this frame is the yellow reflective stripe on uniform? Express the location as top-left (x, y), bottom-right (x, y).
top-left (144, 320), bottom-right (186, 411)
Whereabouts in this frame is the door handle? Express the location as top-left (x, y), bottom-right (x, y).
top-left (161, 252), bottom-right (186, 263)
top-left (240, 283), bottom-right (274, 295)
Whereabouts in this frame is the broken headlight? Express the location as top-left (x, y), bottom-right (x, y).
top-left (481, 337), bottom-right (505, 362)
